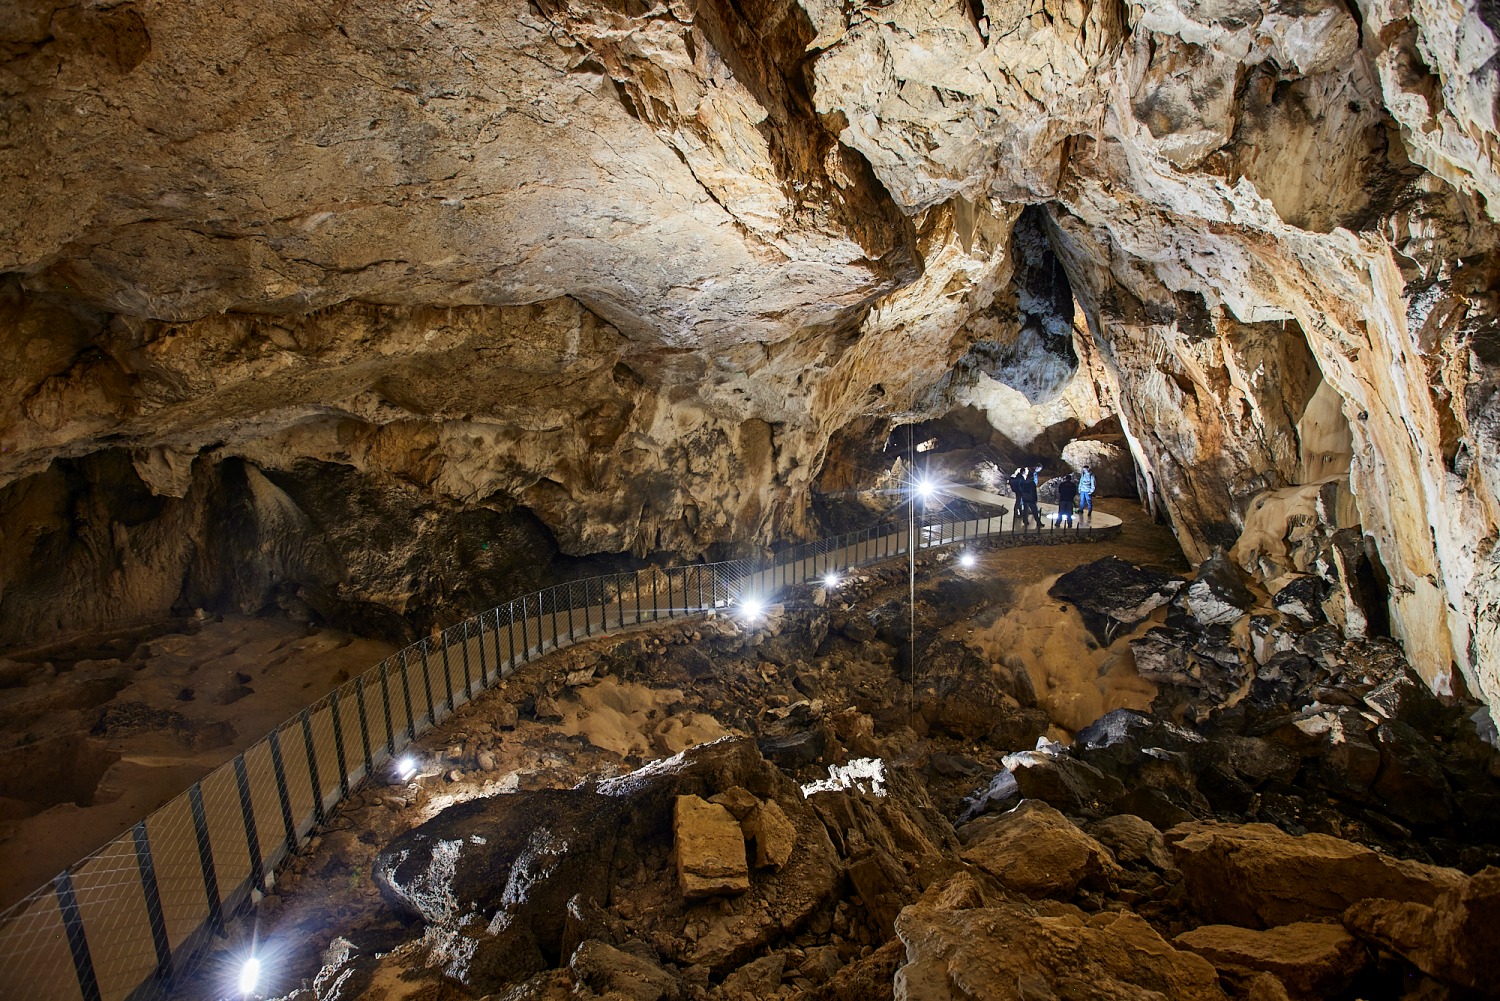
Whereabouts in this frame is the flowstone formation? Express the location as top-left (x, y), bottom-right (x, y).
top-left (2, 0), bottom-right (1497, 711)
top-left (195, 544), bottom-right (1500, 1001)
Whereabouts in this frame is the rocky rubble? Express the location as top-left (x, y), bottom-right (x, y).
top-left (227, 545), bottom-right (1500, 1001)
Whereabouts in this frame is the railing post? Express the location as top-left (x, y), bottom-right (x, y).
top-left (268, 729), bottom-right (298, 855)
top-left (329, 689), bottom-right (349, 798)
top-left (439, 633), bottom-right (454, 713)
top-left (131, 820), bottom-right (174, 987)
top-left (459, 620), bottom-right (473, 699)
top-left (548, 590), bottom-right (558, 651)
top-left (187, 782), bottom-right (224, 935)
top-left (398, 650), bottom-right (417, 743)
top-left (300, 708), bottom-right (324, 825)
top-left (476, 614), bottom-right (490, 686)
top-left (54, 870), bottom-right (102, 1001)
top-left (635, 572), bottom-right (643, 623)
top-left (354, 676), bottom-right (374, 779)
top-left (379, 659), bottom-right (395, 755)
top-left (233, 754), bottom-right (264, 892)
top-left (418, 642), bottom-right (436, 729)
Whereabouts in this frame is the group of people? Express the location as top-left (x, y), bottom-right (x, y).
top-left (1007, 464), bottom-right (1095, 529)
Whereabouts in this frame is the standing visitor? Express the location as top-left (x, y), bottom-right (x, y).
top-left (1078, 465), bottom-right (1095, 523)
top-left (1020, 466), bottom-right (1042, 529)
top-left (1008, 468), bottom-right (1030, 529)
top-left (1054, 473), bottom-right (1078, 528)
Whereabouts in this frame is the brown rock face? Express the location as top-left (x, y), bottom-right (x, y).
top-left (1, 0), bottom-right (1498, 716)
top-left (1343, 865), bottom-right (1500, 993)
top-left (1174, 922), bottom-right (1368, 999)
top-left (893, 887), bottom-right (1229, 1001)
top-left (1167, 821), bottom-right (1465, 928)
top-left (961, 799), bottom-right (1124, 900)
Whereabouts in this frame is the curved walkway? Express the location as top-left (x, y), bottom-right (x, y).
top-left (946, 485), bottom-right (1122, 533)
top-left (0, 496), bottom-right (1124, 1001)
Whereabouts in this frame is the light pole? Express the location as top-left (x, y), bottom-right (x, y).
top-left (910, 474), bottom-right (935, 720)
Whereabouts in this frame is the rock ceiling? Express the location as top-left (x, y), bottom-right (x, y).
top-left (1, 0), bottom-right (1497, 703)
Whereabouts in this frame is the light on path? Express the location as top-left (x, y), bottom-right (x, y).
top-left (739, 597), bottom-right (765, 621)
top-left (959, 552), bottom-right (976, 568)
top-left (239, 956), bottom-right (261, 996)
top-left (915, 478), bottom-right (935, 502)
top-left (396, 755), bottom-right (418, 781)
top-left (823, 571), bottom-right (840, 589)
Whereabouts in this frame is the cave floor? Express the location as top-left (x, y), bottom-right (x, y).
top-left (156, 498), bottom-right (1185, 1000)
top-left (0, 619), bottom-right (394, 911)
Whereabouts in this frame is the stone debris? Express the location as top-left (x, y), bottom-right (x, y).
top-left (231, 548), bottom-right (1500, 1001)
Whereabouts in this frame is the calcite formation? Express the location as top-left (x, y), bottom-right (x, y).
top-left (1, 0), bottom-right (1497, 712)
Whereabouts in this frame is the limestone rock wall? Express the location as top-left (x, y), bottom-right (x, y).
top-left (2, 0), bottom-right (1498, 705)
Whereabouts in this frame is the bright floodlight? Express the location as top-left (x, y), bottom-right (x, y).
top-left (238, 955), bottom-right (261, 996)
top-left (960, 552), bottom-right (976, 568)
top-left (823, 571), bottom-right (840, 589)
top-left (740, 597), bottom-right (765, 621)
top-left (396, 755), bottom-right (418, 781)
top-left (915, 478), bottom-right (935, 501)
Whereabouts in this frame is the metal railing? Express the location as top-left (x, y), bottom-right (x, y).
top-left (0, 502), bottom-right (1111, 1000)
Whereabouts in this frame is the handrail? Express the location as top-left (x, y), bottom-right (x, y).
top-left (0, 500), bottom-right (1114, 1000)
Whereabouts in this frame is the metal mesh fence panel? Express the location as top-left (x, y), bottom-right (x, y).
top-left (0, 888), bottom-right (83, 1000)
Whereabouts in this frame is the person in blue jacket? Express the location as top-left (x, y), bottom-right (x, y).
top-left (1078, 465), bottom-right (1096, 523)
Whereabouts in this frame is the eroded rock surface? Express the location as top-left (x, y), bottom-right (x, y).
top-left (1, 0), bottom-right (1498, 714)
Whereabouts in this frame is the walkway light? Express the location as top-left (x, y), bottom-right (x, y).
top-left (915, 478), bottom-right (935, 502)
top-left (823, 571), bottom-right (840, 589)
top-left (959, 552), bottom-right (976, 569)
top-left (396, 755), bottom-right (418, 781)
top-left (239, 955), bottom-right (261, 996)
top-left (739, 597), bottom-right (765, 622)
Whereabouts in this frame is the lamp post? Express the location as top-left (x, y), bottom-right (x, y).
top-left (909, 475), bottom-right (935, 720)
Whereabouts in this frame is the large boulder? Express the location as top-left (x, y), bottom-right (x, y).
top-left (960, 800), bottom-right (1123, 900)
top-left (1182, 550), bottom-right (1257, 627)
top-left (1173, 922), bottom-right (1367, 999)
top-left (1343, 866), bottom-right (1500, 993)
top-left (893, 880), bottom-right (1228, 1000)
top-left (1166, 821), bottom-right (1464, 928)
top-left (569, 940), bottom-right (682, 1001)
top-left (1001, 749), bottom-right (1127, 818)
top-left (1048, 557), bottom-right (1187, 645)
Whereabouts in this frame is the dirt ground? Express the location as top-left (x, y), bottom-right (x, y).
top-left (0, 618), bottom-right (394, 910)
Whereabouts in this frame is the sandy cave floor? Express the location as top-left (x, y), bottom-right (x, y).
top-left (147, 498), bottom-right (1188, 1000)
top-left (0, 619), bottom-right (395, 911)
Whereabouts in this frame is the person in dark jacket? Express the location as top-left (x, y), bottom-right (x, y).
top-left (1013, 466), bottom-right (1041, 529)
top-left (1054, 473), bottom-right (1078, 528)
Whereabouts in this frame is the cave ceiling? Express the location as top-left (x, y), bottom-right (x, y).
top-left (1, 0), bottom-right (1498, 702)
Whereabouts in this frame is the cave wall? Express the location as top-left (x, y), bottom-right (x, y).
top-left (2, 0), bottom-right (1498, 703)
